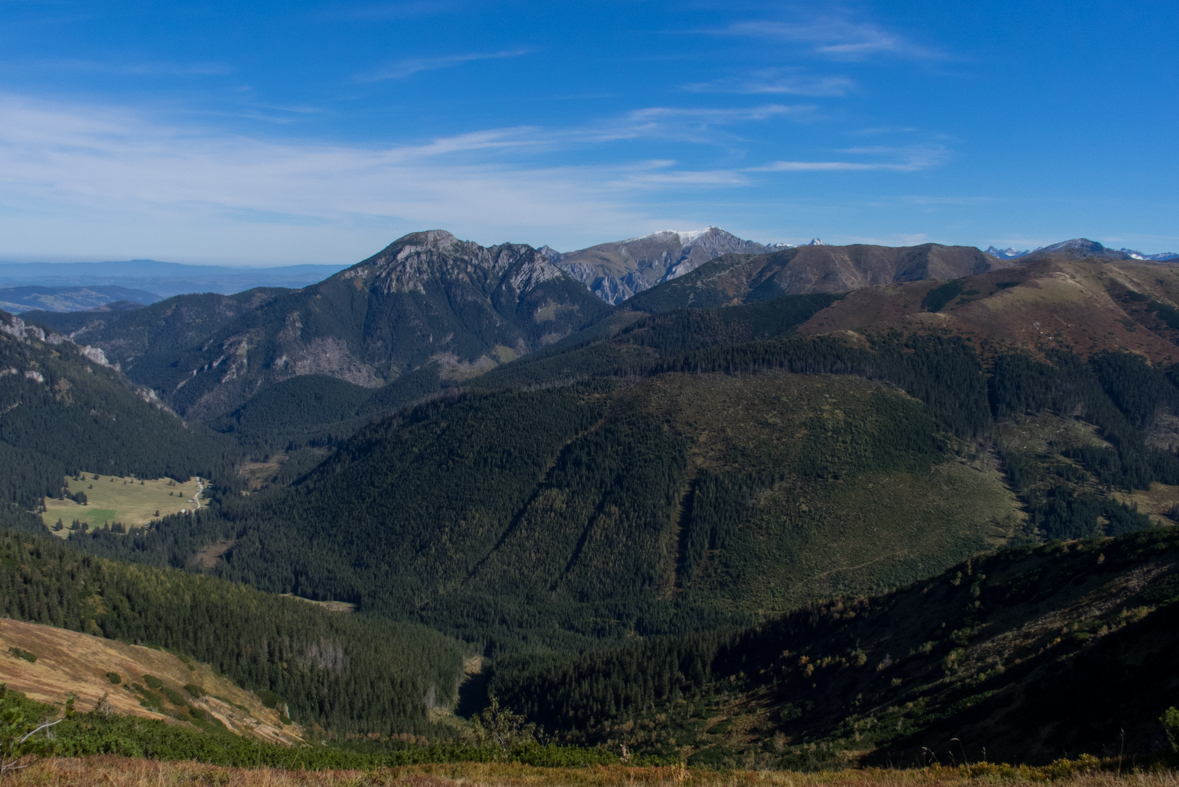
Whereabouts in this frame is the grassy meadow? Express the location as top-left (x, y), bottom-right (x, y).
top-left (40, 472), bottom-right (203, 534)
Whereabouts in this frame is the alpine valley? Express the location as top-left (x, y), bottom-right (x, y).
top-left (5, 228), bottom-right (1179, 773)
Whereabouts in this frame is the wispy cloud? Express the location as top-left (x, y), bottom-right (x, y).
top-left (0, 93), bottom-right (944, 262)
top-left (683, 69), bottom-right (853, 97)
top-left (751, 145), bottom-right (949, 173)
top-left (357, 49), bottom-right (529, 81)
top-left (0, 94), bottom-right (725, 260)
top-left (721, 18), bottom-right (944, 61)
top-left (581, 104), bottom-right (813, 144)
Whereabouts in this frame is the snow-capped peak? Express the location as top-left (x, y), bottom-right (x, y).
top-left (622, 228), bottom-right (716, 246)
top-left (807, 238), bottom-right (825, 246)
top-left (984, 246), bottom-right (1032, 260)
top-left (1118, 247), bottom-right (1179, 262)
top-left (675, 228), bottom-right (715, 245)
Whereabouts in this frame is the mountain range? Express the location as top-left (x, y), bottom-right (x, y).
top-left (985, 239), bottom-right (1178, 261)
top-left (25, 231), bottom-right (1179, 428)
top-left (7, 224), bottom-right (1179, 767)
top-left (548, 230), bottom-right (838, 304)
top-left (29, 231), bottom-right (608, 419)
top-left (0, 285), bottom-right (163, 314)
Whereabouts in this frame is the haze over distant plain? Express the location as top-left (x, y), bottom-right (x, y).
top-left (1, 0), bottom-right (1175, 266)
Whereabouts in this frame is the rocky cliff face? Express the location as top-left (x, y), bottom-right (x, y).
top-left (556, 227), bottom-right (769, 304)
top-left (39, 231), bottom-right (608, 420)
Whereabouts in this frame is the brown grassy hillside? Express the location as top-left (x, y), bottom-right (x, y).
top-left (0, 617), bottom-right (301, 745)
top-left (799, 256), bottom-right (1179, 363)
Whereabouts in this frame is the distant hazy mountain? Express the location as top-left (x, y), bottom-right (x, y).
top-left (1119, 247), bottom-right (1179, 261)
top-left (1032, 238), bottom-right (1135, 259)
top-left (984, 246), bottom-right (1031, 259)
top-left (555, 227), bottom-right (770, 304)
top-left (0, 259), bottom-right (348, 298)
top-left (0, 285), bottom-right (162, 314)
top-left (986, 238), bottom-right (1179, 262)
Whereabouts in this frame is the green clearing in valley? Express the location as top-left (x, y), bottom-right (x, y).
top-left (40, 473), bottom-right (203, 536)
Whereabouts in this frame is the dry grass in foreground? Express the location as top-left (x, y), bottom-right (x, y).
top-left (6, 758), bottom-right (1179, 787)
top-left (0, 618), bottom-right (301, 745)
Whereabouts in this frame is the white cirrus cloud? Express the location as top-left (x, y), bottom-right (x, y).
top-left (751, 144), bottom-right (950, 173)
top-left (721, 18), bottom-right (944, 61)
top-left (683, 69), bottom-right (854, 97)
top-left (0, 94), bottom-right (757, 261)
top-left (357, 49), bottom-right (530, 81)
top-left (0, 93), bottom-right (946, 262)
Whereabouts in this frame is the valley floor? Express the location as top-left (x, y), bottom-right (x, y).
top-left (7, 758), bottom-right (1178, 787)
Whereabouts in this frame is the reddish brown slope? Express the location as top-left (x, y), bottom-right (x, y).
top-left (799, 255), bottom-right (1179, 362)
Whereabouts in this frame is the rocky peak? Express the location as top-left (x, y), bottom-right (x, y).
top-left (1034, 239), bottom-right (1132, 260)
top-left (538, 245), bottom-right (565, 263)
top-left (341, 232), bottom-right (569, 297)
top-left (554, 226), bottom-right (772, 304)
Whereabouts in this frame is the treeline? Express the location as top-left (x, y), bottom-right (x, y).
top-left (634, 332), bottom-right (991, 440)
top-left (495, 312), bottom-right (1179, 500)
top-left (616, 293), bottom-right (843, 356)
top-left (991, 349), bottom-right (1179, 536)
top-left (0, 530), bottom-right (466, 735)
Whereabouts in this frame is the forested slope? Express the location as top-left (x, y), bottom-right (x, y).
top-left (26, 288), bottom-right (291, 373)
top-left (70, 332), bottom-right (1028, 649)
top-left (0, 311), bottom-right (231, 508)
top-left (0, 530), bottom-right (467, 736)
top-left (55, 284), bottom-right (1179, 656)
top-left (490, 527), bottom-right (1179, 768)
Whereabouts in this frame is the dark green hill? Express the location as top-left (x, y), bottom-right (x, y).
top-left (77, 337), bottom-right (1021, 650)
top-left (0, 311), bottom-right (231, 508)
top-left (63, 290), bottom-right (1179, 653)
top-left (490, 527), bottom-right (1179, 767)
top-left (25, 287), bottom-right (291, 373)
top-left (210, 375), bottom-right (374, 443)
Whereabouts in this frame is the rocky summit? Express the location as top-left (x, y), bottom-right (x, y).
top-left (556, 227), bottom-right (769, 304)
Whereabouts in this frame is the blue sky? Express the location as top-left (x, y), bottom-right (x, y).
top-left (1, 0), bottom-right (1176, 265)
